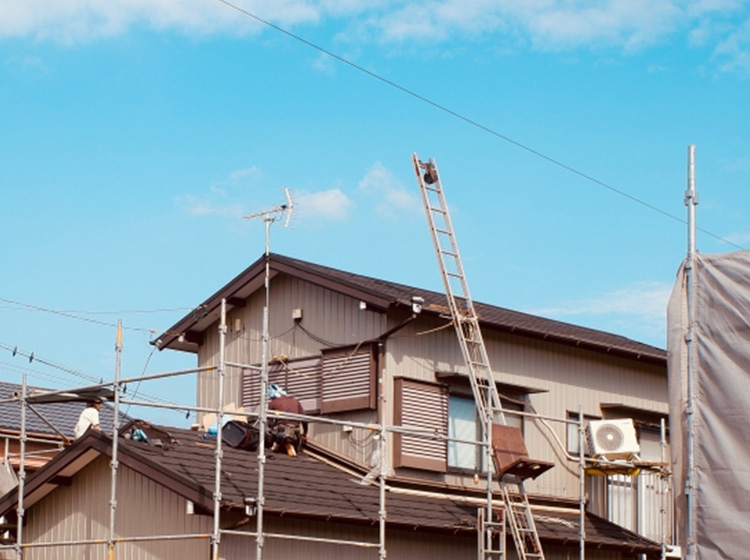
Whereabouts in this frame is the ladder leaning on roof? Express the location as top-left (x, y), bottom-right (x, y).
top-left (412, 153), bottom-right (546, 560)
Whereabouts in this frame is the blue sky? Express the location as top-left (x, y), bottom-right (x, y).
top-left (1, 1), bottom-right (749, 426)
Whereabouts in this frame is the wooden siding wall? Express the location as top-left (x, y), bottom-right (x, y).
top-left (383, 314), bottom-right (667, 500)
top-left (196, 273), bottom-right (386, 457)
top-left (23, 456), bottom-right (212, 559)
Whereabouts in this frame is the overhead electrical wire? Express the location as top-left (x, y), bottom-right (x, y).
top-left (0, 297), bottom-right (157, 334)
top-left (0, 341), bottom-right (183, 411)
top-left (213, 0), bottom-right (744, 251)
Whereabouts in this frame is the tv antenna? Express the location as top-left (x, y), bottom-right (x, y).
top-left (244, 187), bottom-right (295, 249)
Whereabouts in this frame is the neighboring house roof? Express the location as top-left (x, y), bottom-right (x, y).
top-left (156, 253), bottom-right (666, 366)
top-left (0, 425), bottom-right (661, 557)
top-left (0, 381), bottom-right (127, 439)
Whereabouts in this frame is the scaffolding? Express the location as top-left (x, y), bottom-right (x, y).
top-left (0, 328), bottom-right (674, 559)
top-left (0, 194), bottom-right (675, 560)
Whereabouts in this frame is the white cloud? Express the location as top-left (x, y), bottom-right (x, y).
top-left (3, 1), bottom-right (750, 75)
top-left (296, 188), bottom-right (354, 220)
top-left (0, 0), bottom-right (320, 43)
top-left (723, 231), bottom-right (750, 246)
top-left (229, 166), bottom-right (260, 182)
top-left (713, 17), bottom-right (750, 74)
top-left (174, 193), bottom-right (244, 218)
top-left (176, 166), bottom-right (262, 218)
top-left (359, 161), bottom-right (420, 219)
top-left (531, 280), bottom-right (673, 341)
top-left (4, 55), bottom-right (47, 73)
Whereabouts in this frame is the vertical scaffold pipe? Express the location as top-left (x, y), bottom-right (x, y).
top-left (108, 320), bottom-right (123, 560)
top-left (684, 145), bottom-right (698, 560)
top-left (15, 376), bottom-right (27, 560)
top-left (257, 231), bottom-right (272, 560)
top-left (578, 406), bottom-right (586, 560)
top-left (213, 300), bottom-right (227, 560)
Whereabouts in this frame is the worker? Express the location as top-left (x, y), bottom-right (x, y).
top-left (74, 398), bottom-right (103, 439)
top-left (267, 384), bottom-right (307, 456)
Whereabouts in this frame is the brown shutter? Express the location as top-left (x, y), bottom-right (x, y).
top-left (242, 356), bottom-right (322, 411)
top-left (393, 378), bottom-right (448, 472)
top-left (320, 343), bottom-right (377, 413)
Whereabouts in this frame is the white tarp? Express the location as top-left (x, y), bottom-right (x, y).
top-left (668, 250), bottom-right (750, 559)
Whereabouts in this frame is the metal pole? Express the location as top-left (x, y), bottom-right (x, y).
top-left (108, 320), bottom-right (123, 560)
top-left (684, 144), bottom-right (698, 560)
top-left (578, 406), bottom-right (586, 560)
top-left (661, 417), bottom-right (668, 560)
top-left (256, 218), bottom-right (272, 560)
top-left (484, 403), bottom-right (493, 559)
top-left (375, 338), bottom-right (389, 560)
top-left (15, 376), bottom-right (27, 560)
top-left (212, 300), bottom-right (227, 560)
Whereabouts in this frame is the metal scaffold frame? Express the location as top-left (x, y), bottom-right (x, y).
top-left (0, 171), bottom-right (678, 559)
top-left (0, 307), bottom-right (674, 559)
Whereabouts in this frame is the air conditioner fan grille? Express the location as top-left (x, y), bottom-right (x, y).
top-left (595, 425), bottom-right (625, 452)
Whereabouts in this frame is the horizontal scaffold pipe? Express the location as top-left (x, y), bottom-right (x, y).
top-left (0, 533), bottom-right (213, 551)
top-left (220, 529), bottom-right (379, 548)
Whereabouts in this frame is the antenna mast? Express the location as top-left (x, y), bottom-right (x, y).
top-left (243, 188), bottom-right (294, 560)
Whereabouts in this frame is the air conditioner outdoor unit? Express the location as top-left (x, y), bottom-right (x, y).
top-left (587, 419), bottom-right (640, 459)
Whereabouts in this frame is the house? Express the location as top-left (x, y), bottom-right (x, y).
top-left (155, 254), bottom-right (671, 543)
top-left (0, 423), bottom-right (661, 559)
top-left (0, 253), bottom-right (671, 558)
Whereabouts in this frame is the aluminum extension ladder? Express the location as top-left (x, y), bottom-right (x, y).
top-left (412, 154), bottom-right (545, 560)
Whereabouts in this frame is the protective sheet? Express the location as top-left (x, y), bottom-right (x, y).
top-left (667, 250), bottom-right (750, 559)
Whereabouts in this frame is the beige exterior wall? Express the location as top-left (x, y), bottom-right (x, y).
top-left (13, 455), bottom-right (638, 560)
top-left (385, 314), bottom-right (666, 499)
top-left (23, 456), bottom-right (212, 559)
top-left (191, 272), bottom-right (667, 503)
top-left (197, 274), bottom-right (387, 418)
top-left (218, 516), bottom-right (630, 560)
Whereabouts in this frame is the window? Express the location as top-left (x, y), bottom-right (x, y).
top-left (447, 393), bottom-right (525, 472)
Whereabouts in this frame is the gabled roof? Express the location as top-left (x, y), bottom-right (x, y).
top-left (157, 253), bottom-right (666, 366)
top-left (0, 425), bottom-right (662, 557)
top-left (0, 381), bottom-right (126, 439)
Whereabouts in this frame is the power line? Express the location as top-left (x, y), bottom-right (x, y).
top-left (0, 297), bottom-right (156, 333)
top-left (213, 0), bottom-right (744, 251)
top-left (0, 341), bottom-right (184, 412)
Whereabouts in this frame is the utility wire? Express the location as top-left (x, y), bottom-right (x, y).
top-left (0, 297), bottom-right (156, 334)
top-left (0, 341), bottom-right (181, 410)
top-left (214, 0), bottom-right (744, 251)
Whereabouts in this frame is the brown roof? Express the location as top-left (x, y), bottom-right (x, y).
top-left (0, 425), bottom-right (661, 557)
top-left (157, 253), bottom-right (666, 366)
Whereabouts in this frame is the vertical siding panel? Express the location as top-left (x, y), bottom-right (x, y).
top-left (383, 313), bottom-right (666, 501)
top-left (24, 456), bottom-right (212, 560)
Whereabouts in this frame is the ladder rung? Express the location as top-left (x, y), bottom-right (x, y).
top-left (429, 207), bottom-right (446, 214)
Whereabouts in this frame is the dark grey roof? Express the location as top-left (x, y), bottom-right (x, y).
top-left (0, 425), bottom-right (662, 557)
top-left (0, 381), bottom-right (127, 438)
top-left (158, 253), bottom-right (666, 366)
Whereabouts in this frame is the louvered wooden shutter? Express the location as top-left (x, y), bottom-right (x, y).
top-left (242, 355), bottom-right (322, 411)
top-left (393, 378), bottom-right (448, 472)
top-left (320, 343), bottom-right (377, 413)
